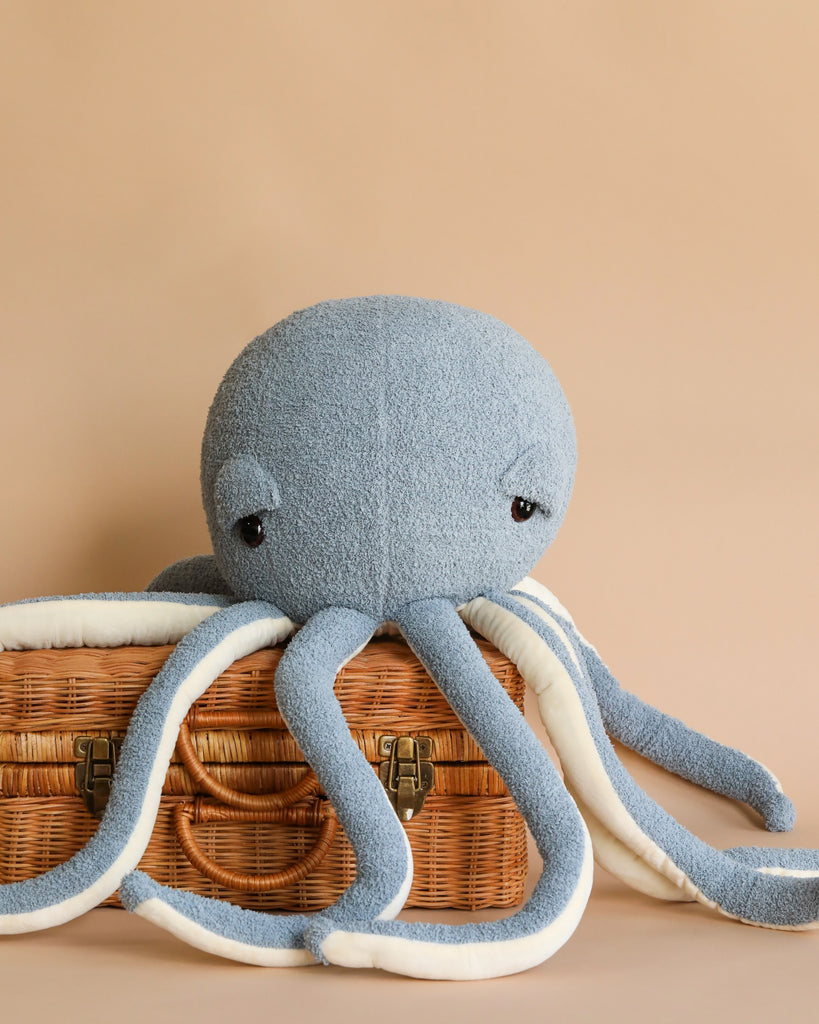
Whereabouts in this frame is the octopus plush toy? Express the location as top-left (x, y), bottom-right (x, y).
top-left (0, 296), bottom-right (817, 980)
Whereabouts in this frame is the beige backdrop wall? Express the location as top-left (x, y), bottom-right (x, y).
top-left (1, 4), bottom-right (818, 1022)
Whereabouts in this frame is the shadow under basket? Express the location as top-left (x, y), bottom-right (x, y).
top-left (0, 635), bottom-right (528, 911)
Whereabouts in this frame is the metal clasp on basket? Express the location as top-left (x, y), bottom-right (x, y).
top-left (74, 736), bottom-right (122, 817)
top-left (378, 735), bottom-right (434, 822)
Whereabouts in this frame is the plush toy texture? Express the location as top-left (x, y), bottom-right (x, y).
top-left (0, 295), bottom-right (816, 979)
top-left (198, 296), bottom-right (576, 622)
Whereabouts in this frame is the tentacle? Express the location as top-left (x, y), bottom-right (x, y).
top-left (578, 639), bottom-right (794, 831)
top-left (512, 578), bottom-right (794, 832)
top-left (304, 599), bottom-right (593, 981)
top-left (476, 590), bottom-right (819, 930)
top-left (121, 606), bottom-right (414, 966)
top-left (146, 556), bottom-right (231, 596)
top-left (0, 590), bottom-right (234, 651)
top-left (722, 847), bottom-right (819, 875)
top-left (0, 600), bottom-right (290, 933)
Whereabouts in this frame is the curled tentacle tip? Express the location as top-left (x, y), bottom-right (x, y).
top-left (762, 794), bottom-right (797, 833)
top-left (118, 870), bottom-right (161, 912)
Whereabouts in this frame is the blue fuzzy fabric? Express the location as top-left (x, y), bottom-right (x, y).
top-left (122, 606), bottom-right (412, 952)
top-left (495, 591), bottom-right (819, 928)
top-left (0, 602), bottom-right (269, 922)
top-left (511, 586), bottom-right (796, 832)
top-left (304, 600), bottom-right (590, 959)
top-left (147, 556), bottom-right (231, 595)
top-left (200, 296), bottom-right (576, 624)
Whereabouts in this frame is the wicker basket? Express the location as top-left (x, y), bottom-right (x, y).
top-left (0, 635), bottom-right (527, 911)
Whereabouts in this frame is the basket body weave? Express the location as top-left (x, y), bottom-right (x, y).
top-left (0, 635), bottom-right (527, 911)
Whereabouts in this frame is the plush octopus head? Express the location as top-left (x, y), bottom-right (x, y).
top-left (201, 295), bottom-right (576, 623)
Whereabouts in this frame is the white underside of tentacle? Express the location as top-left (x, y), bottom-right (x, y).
top-left (132, 896), bottom-right (317, 966)
top-left (319, 837), bottom-right (594, 980)
top-left (0, 595), bottom-right (411, 952)
top-left (459, 584), bottom-right (710, 907)
top-left (128, 633), bottom-right (414, 965)
top-left (0, 597), bottom-right (229, 650)
top-left (515, 581), bottom-right (786, 803)
top-left (0, 605), bottom-right (295, 932)
top-left (341, 638), bottom-right (415, 923)
top-left (315, 602), bottom-right (596, 980)
top-left (463, 580), bottom-right (819, 929)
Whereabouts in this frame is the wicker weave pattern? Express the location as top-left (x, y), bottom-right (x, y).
top-left (0, 636), bottom-right (522, 731)
top-left (0, 727), bottom-right (495, 765)
top-left (0, 634), bottom-right (528, 910)
top-left (0, 794), bottom-right (527, 910)
top-left (0, 762), bottom-right (510, 798)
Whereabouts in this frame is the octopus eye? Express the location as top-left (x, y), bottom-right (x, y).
top-left (511, 497), bottom-right (537, 522)
top-left (238, 514), bottom-right (265, 547)
top-left (511, 497), bottom-right (552, 522)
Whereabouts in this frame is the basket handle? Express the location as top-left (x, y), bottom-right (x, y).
top-left (173, 799), bottom-right (338, 893)
top-left (176, 721), bottom-right (320, 811)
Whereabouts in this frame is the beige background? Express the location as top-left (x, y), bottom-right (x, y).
top-left (1, 2), bottom-right (818, 1021)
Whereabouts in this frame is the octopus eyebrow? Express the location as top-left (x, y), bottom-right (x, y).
top-left (500, 443), bottom-right (556, 508)
top-left (213, 454), bottom-right (281, 532)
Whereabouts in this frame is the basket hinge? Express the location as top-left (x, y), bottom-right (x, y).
top-left (74, 736), bottom-right (122, 817)
top-left (378, 735), bottom-right (434, 822)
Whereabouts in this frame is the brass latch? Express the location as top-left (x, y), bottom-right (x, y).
top-left (378, 735), bottom-right (434, 822)
top-left (74, 736), bottom-right (122, 817)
